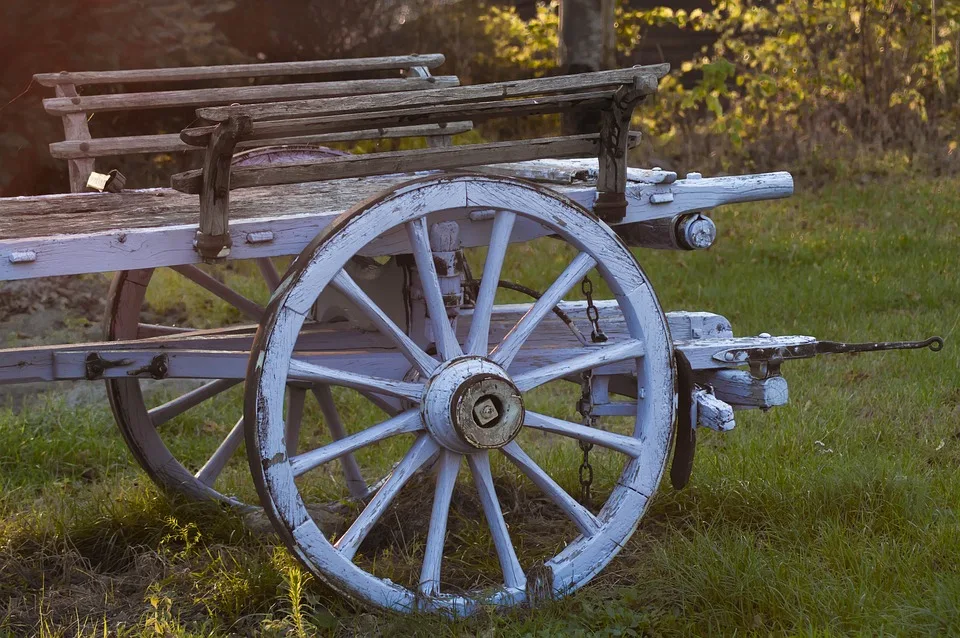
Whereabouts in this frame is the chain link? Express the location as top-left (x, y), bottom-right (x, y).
top-left (577, 372), bottom-right (597, 506)
top-left (581, 276), bottom-right (608, 343)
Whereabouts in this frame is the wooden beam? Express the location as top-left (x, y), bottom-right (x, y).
top-left (195, 117), bottom-right (251, 260)
top-left (195, 65), bottom-right (669, 122)
top-left (49, 122), bottom-right (473, 160)
top-left (182, 93), bottom-right (615, 147)
top-left (55, 84), bottom-right (95, 193)
top-left (172, 135), bottom-right (602, 194)
top-left (41, 76), bottom-right (460, 115)
top-left (32, 54), bottom-right (447, 87)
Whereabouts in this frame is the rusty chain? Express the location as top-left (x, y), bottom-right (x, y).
top-left (581, 276), bottom-right (608, 343)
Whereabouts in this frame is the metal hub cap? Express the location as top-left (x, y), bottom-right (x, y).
top-left (421, 357), bottom-right (524, 453)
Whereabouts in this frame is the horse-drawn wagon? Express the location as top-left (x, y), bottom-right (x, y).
top-left (0, 54), bottom-right (941, 615)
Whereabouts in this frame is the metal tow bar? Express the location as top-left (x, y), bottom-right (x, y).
top-left (670, 335), bottom-right (944, 490)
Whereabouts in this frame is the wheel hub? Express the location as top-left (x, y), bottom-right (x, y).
top-left (421, 358), bottom-right (524, 453)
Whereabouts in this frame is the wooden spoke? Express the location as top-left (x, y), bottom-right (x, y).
top-left (465, 211), bottom-right (516, 356)
top-left (312, 385), bottom-right (368, 499)
top-left (418, 449), bottom-right (461, 597)
top-left (523, 411), bottom-right (643, 457)
top-left (332, 269), bottom-right (437, 376)
top-left (500, 441), bottom-right (600, 537)
top-left (513, 338), bottom-right (645, 392)
top-left (405, 217), bottom-right (463, 361)
top-left (286, 386), bottom-right (306, 457)
top-left (490, 252), bottom-right (596, 369)
top-left (195, 417), bottom-right (244, 486)
top-left (288, 358), bottom-right (422, 401)
top-left (467, 452), bottom-right (526, 590)
top-left (336, 435), bottom-right (439, 560)
top-left (137, 323), bottom-right (195, 338)
top-left (170, 264), bottom-right (266, 321)
top-left (290, 409), bottom-right (423, 477)
top-left (257, 258), bottom-right (282, 293)
top-left (148, 378), bottom-right (241, 428)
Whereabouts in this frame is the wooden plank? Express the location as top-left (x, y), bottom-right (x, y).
top-left (171, 135), bottom-right (603, 194)
top-left (195, 64), bottom-right (669, 122)
top-left (0, 171), bottom-right (793, 242)
top-left (55, 84), bottom-right (95, 193)
top-left (182, 92), bottom-right (615, 147)
top-left (693, 369), bottom-right (789, 410)
top-left (32, 54), bottom-right (447, 86)
top-left (48, 122), bottom-right (473, 160)
top-left (42, 76), bottom-right (460, 115)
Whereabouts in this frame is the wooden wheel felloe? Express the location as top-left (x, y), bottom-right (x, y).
top-left (245, 175), bottom-right (675, 615)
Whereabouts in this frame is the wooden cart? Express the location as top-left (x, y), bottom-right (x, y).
top-left (0, 54), bottom-right (941, 615)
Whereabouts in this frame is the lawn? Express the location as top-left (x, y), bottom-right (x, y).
top-left (0, 175), bottom-right (957, 636)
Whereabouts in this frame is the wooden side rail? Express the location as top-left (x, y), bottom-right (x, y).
top-left (175, 64), bottom-right (668, 260)
top-left (34, 54), bottom-right (464, 192)
top-left (33, 54), bottom-right (446, 86)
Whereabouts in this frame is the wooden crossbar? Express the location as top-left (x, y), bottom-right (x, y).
top-left (181, 92), bottom-right (615, 147)
top-left (42, 76), bottom-right (460, 115)
top-left (33, 54), bottom-right (446, 86)
top-left (195, 64), bottom-right (669, 122)
top-left (49, 122), bottom-right (473, 160)
top-left (172, 135), bottom-right (606, 194)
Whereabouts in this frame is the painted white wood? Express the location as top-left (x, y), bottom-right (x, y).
top-left (148, 378), bottom-right (241, 427)
top-left (490, 252), bottom-right (597, 369)
top-left (244, 175), bottom-right (675, 615)
top-left (418, 449), bottom-right (461, 597)
top-left (289, 410), bottom-right (423, 478)
top-left (467, 451), bottom-right (526, 591)
top-left (405, 217), bottom-right (462, 361)
top-left (693, 389), bottom-right (736, 432)
top-left (695, 369), bottom-right (789, 410)
top-left (332, 269), bottom-right (437, 375)
top-left (336, 435), bottom-right (439, 560)
top-left (311, 385), bottom-right (368, 499)
top-left (288, 358), bottom-right (423, 401)
top-left (675, 335), bottom-right (817, 371)
top-left (523, 411), bottom-right (643, 457)
top-left (465, 211), bottom-right (516, 356)
top-left (195, 417), bottom-right (244, 486)
top-left (500, 441), bottom-right (599, 537)
top-left (513, 338), bottom-right (644, 391)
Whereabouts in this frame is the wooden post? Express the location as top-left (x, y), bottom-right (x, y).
top-left (55, 84), bottom-right (96, 193)
top-left (407, 65), bottom-right (453, 148)
top-left (595, 82), bottom-right (649, 223)
top-left (195, 116), bottom-right (251, 261)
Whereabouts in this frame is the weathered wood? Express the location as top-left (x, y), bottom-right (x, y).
top-left (595, 83), bottom-right (650, 222)
top-left (172, 135), bottom-right (604, 194)
top-left (694, 389), bottom-right (736, 431)
top-left (181, 92), bottom-right (617, 147)
top-left (55, 84), bottom-right (96, 193)
top-left (196, 117), bottom-right (251, 260)
top-left (48, 122), bottom-right (473, 160)
top-left (33, 54), bottom-right (447, 86)
top-left (407, 66), bottom-right (455, 149)
top-left (42, 76), bottom-right (460, 115)
top-left (693, 369), bottom-right (789, 410)
top-left (195, 65), bottom-right (669, 122)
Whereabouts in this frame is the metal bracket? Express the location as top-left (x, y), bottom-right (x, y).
top-left (84, 352), bottom-right (133, 380)
top-left (127, 353), bottom-right (169, 380)
top-left (712, 335), bottom-right (943, 370)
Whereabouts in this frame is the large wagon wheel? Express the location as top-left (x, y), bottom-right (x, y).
top-left (103, 146), bottom-right (367, 506)
top-left (246, 175), bottom-right (675, 614)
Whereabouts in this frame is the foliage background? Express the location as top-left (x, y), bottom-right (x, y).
top-left (2, 0), bottom-right (958, 195)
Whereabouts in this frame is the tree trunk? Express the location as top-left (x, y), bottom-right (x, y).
top-left (559, 0), bottom-right (603, 134)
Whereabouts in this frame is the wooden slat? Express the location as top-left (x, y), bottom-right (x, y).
top-left (171, 135), bottom-right (602, 194)
top-left (183, 93), bottom-right (615, 147)
top-left (32, 54), bottom-right (446, 87)
top-left (48, 122), bottom-right (473, 160)
top-left (42, 76), bottom-right (459, 115)
top-left (195, 64), bottom-right (670, 122)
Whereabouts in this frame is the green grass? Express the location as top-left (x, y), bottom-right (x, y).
top-left (1, 176), bottom-right (958, 636)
